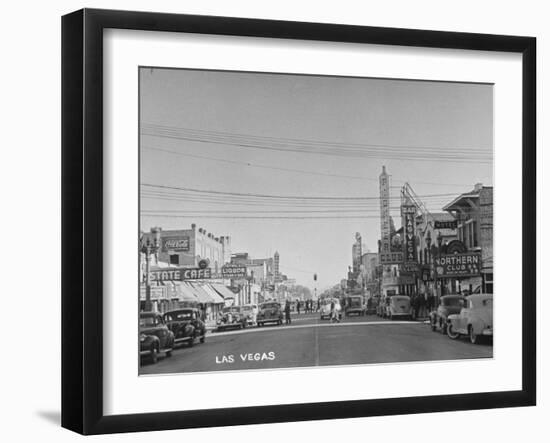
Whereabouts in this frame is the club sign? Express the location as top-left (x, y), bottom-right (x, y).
top-left (434, 253), bottom-right (481, 277)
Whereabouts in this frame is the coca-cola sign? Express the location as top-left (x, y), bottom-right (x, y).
top-left (162, 236), bottom-right (190, 251)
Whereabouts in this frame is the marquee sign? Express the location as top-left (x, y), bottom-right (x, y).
top-left (434, 253), bottom-right (481, 277)
top-left (379, 251), bottom-right (404, 264)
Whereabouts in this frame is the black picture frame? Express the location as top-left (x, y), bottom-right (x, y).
top-left (62, 8), bottom-right (536, 435)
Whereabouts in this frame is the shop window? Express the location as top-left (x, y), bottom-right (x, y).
top-left (169, 254), bottom-right (179, 265)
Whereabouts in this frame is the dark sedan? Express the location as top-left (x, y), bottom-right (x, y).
top-left (163, 308), bottom-right (206, 347)
top-left (139, 312), bottom-right (174, 364)
top-left (257, 302), bottom-right (283, 326)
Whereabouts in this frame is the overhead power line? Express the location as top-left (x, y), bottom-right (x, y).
top-left (141, 183), bottom-right (459, 201)
top-left (141, 123), bottom-right (493, 164)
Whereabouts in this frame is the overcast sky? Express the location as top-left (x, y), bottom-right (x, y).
top-left (139, 68), bottom-right (493, 292)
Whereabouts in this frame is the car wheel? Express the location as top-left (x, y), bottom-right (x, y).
top-left (166, 349), bottom-right (172, 357)
top-left (188, 335), bottom-right (195, 347)
top-left (447, 324), bottom-right (460, 339)
top-left (257, 322), bottom-right (261, 327)
top-left (431, 320), bottom-right (436, 331)
top-left (200, 335), bottom-right (205, 344)
top-left (150, 345), bottom-right (158, 364)
top-left (441, 320), bottom-right (447, 334)
top-left (469, 326), bottom-right (479, 344)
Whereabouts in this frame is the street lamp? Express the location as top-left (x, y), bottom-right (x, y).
top-left (140, 227), bottom-right (161, 312)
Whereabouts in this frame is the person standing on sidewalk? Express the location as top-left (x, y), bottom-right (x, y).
top-left (284, 302), bottom-right (291, 325)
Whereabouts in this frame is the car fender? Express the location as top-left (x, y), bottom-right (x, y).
top-left (469, 317), bottom-right (485, 335)
top-left (446, 314), bottom-right (460, 328)
top-left (141, 334), bottom-right (159, 348)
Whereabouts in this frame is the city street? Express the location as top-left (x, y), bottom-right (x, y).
top-left (140, 313), bottom-right (492, 375)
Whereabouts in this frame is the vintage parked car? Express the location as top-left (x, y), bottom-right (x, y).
top-left (216, 306), bottom-right (248, 331)
top-left (139, 312), bottom-right (174, 364)
top-left (320, 298), bottom-right (342, 320)
top-left (163, 308), bottom-right (206, 347)
top-left (344, 295), bottom-right (365, 316)
top-left (386, 295), bottom-right (412, 320)
top-left (446, 294), bottom-right (493, 344)
top-left (257, 301), bottom-right (284, 326)
top-left (429, 295), bottom-right (465, 334)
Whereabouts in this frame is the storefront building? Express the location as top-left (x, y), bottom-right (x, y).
top-left (442, 184), bottom-right (493, 294)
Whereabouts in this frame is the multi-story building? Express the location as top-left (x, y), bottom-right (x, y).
top-left (443, 184), bottom-right (493, 294)
top-left (142, 224), bottom-right (231, 274)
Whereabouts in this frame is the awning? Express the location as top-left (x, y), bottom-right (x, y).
top-left (176, 282), bottom-right (198, 302)
top-left (210, 283), bottom-right (237, 300)
top-left (203, 284), bottom-right (225, 304)
top-left (187, 283), bottom-right (215, 304)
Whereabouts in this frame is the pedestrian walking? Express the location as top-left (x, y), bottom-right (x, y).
top-left (330, 300), bottom-right (340, 323)
top-left (284, 302), bottom-right (291, 325)
top-left (418, 294), bottom-right (426, 319)
top-left (411, 294), bottom-right (419, 320)
top-left (297, 301), bottom-right (301, 315)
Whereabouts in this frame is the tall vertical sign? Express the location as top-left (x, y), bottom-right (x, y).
top-left (379, 166), bottom-right (391, 254)
top-left (402, 204), bottom-right (417, 263)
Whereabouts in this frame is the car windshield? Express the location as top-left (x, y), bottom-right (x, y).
top-left (261, 303), bottom-right (278, 309)
top-left (442, 297), bottom-right (463, 307)
top-left (223, 307), bottom-right (240, 313)
top-left (349, 298), bottom-right (362, 306)
top-left (164, 311), bottom-right (192, 321)
top-left (241, 306), bottom-right (252, 312)
top-left (392, 296), bottom-right (409, 303)
top-left (139, 315), bottom-right (160, 327)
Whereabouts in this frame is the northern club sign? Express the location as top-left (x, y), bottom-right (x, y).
top-left (148, 267), bottom-right (212, 282)
top-left (434, 253), bottom-right (481, 277)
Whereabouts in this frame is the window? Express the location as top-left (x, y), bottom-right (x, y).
top-left (169, 254), bottom-right (179, 265)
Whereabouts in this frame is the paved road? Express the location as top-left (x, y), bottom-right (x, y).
top-left (140, 313), bottom-right (492, 375)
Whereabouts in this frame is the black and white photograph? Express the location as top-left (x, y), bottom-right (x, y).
top-left (138, 67), bottom-right (494, 375)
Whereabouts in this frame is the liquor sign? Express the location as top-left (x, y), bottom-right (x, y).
top-left (149, 267), bottom-right (212, 282)
top-left (434, 220), bottom-right (457, 230)
top-left (379, 251), bottom-right (404, 264)
top-left (221, 265), bottom-right (247, 278)
top-left (434, 253), bottom-right (481, 277)
top-left (162, 236), bottom-right (190, 252)
top-left (403, 212), bottom-right (417, 262)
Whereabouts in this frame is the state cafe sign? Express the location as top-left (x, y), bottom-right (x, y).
top-left (148, 267), bottom-right (212, 282)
